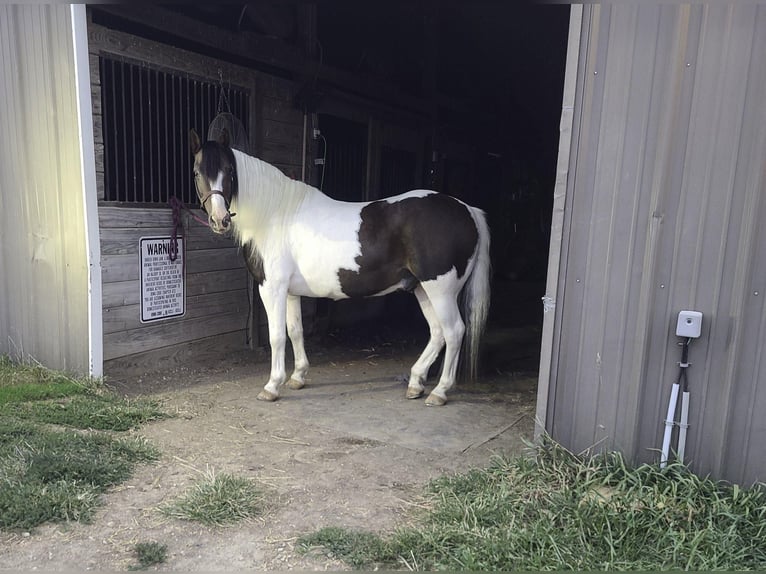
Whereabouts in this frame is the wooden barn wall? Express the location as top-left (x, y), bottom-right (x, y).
top-left (88, 18), bottom-right (314, 371)
top-left (544, 3), bottom-right (766, 485)
top-left (0, 5), bottom-right (101, 376)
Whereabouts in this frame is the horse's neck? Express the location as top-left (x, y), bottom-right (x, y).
top-left (231, 150), bottom-right (314, 250)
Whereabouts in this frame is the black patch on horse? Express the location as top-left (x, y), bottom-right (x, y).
top-left (338, 194), bottom-right (478, 298)
top-left (243, 241), bottom-right (266, 285)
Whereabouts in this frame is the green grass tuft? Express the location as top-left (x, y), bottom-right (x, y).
top-left (130, 541), bottom-right (169, 570)
top-left (1, 394), bottom-right (166, 431)
top-left (0, 419), bottom-right (159, 531)
top-left (0, 355), bottom-right (165, 532)
top-left (0, 354), bottom-right (100, 392)
top-left (299, 439), bottom-right (766, 571)
top-left (0, 381), bottom-right (88, 403)
top-left (159, 471), bottom-right (270, 527)
top-left (1, 354), bottom-right (166, 432)
top-left (299, 527), bottom-right (395, 568)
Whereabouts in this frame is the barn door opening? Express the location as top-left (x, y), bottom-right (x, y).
top-left (316, 114), bottom-right (368, 201)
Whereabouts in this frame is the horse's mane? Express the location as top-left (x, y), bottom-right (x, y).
top-left (231, 149), bottom-right (312, 249)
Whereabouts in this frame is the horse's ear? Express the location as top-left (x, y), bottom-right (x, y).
top-left (217, 128), bottom-right (230, 148)
top-left (189, 129), bottom-right (201, 155)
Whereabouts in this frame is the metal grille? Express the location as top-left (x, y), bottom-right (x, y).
top-left (99, 56), bottom-right (249, 205)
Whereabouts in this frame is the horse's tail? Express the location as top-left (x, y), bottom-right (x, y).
top-left (461, 206), bottom-right (491, 382)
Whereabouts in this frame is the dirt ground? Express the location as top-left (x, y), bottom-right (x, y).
top-left (0, 325), bottom-right (539, 571)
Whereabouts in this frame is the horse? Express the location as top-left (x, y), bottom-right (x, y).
top-left (189, 129), bottom-right (491, 406)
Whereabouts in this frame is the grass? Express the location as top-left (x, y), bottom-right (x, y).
top-left (0, 355), bottom-right (166, 431)
top-left (159, 470), bottom-right (270, 527)
top-left (298, 439), bottom-right (766, 571)
top-left (0, 355), bottom-right (164, 531)
top-left (0, 354), bottom-right (98, 389)
top-left (130, 541), bottom-right (169, 570)
top-left (1, 394), bottom-right (166, 431)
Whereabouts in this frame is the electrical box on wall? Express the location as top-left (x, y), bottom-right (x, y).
top-left (676, 310), bottom-right (703, 338)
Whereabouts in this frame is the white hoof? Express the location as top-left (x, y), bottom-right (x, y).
top-left (286, 378), bottom-right (305, 390)
top-left (406, 387), bottom-right (424, 399)
top-left (257, 389), bottom-right (279, 402)
top-left (425, 392), bottom-right (447, 407)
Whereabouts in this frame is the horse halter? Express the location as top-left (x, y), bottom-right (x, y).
top-left (195, 167), bottom-right (236, 218)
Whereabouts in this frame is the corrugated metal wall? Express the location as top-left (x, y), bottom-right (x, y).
top-left (0, 5), bottom-right (99, 375)
top-left (544, 3), bottom-right (766, 485)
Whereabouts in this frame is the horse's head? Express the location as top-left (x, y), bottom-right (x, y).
top-left (189, 129), bottom-right (237, 234)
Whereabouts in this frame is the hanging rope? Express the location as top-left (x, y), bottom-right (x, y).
top-left (168, 196), bottom-right (210, 267)
top-left (168, 196), bottom-right (182, 262)
top-left (216, 68), bottom-right (231, 115)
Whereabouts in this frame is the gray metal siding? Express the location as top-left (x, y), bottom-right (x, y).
top-left (546, 3), bottom-right (766, 485)
top-left (0, 5), bottom-right (95, 374)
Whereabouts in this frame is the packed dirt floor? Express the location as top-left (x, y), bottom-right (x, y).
top-left (0, 320), bottom-right (540, 571)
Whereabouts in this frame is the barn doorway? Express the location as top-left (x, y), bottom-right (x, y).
top-left (88, 3), bottom-right (571, 387)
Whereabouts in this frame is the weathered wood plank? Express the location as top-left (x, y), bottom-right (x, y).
top-left (258, 74), bottom-right (299, 101)
top-left (99, 206), bottom-right (224, 228)
top-left (103, 289), bottom-right (248, 334)
top-left (262, 118), bottom-right (303, 144)
top-left (103, 331), bottom-right (261, 379)
top-left (188, 269), bottom-right (249, 296)
top-left (101, 254), bottom-right (138, 283)
top-left (89, 52), bottom-right (100, 86)
top-left (102, 268), bottom-right (248, 307)
top-left (92, 114), bottom-right (103, 145)
top-left (101, 228), bottom-right (181, 256)
top-left (101, 248), bottom-right (245, 283)
top-left (99, 206), bottom-right (176, 228)
top-left (97, 175), bottom-right (105, 201)
top-left (261, 140), bottom-right (303, 169)
top-left (102, 281), bottom-right (138, 308)
top-left (261, 95), bottom-right (303, 124)
top-left (103, 311), bottom-right (248, 360)
top-left (94, 142), bottom-right (104, 173)
top-left (186, 248), bottom-right (246, 273)
top-left (100, 227), bottom-right (240, 255)
top-left (90, 83), bottom-right (102, 114)
top-left (88, 22), bottom-right (258, 92)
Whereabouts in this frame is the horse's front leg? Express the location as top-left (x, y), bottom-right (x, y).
top-left (285, 294), bottom-right (309, 390)
top-left (257, 281), bottom-right (289, 402)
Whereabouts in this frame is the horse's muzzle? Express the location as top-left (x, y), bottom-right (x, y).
top-left (209, 212), bottom-right (232, 234)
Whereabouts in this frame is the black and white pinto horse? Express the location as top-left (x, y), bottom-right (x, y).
top-left (189, 130), bottom-right (491, 406)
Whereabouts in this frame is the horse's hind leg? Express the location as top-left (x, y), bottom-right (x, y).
top-left (285, 294), bottom-right (309, 390)
top-left (407, 286), bottom-right (445, 399)
top-left (419, 280), bottom-right (465, 406)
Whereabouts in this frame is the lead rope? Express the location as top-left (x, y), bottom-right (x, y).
top-left (168, 196), bottom-right (183, 263)
top-left (168, 196), bottom-right (210, 269)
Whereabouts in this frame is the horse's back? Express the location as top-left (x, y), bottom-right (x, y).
top-left (336, 191), bottom-right (480, 296)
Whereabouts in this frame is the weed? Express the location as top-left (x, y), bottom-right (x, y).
top-left (159, 470), bottom-right (269, 527)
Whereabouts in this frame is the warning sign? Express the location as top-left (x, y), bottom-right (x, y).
top-left (139, 237), bottom-right (185, 323)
